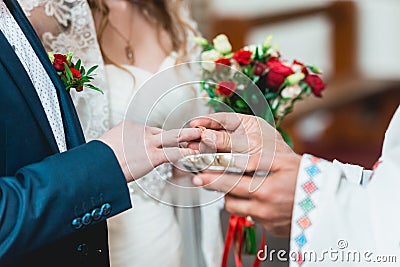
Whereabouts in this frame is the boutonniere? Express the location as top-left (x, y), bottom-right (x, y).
top-left (48, 52), bottom-right (103, 94)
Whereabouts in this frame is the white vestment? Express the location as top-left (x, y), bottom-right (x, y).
top-left (290, 105), bottom-right (400, 266)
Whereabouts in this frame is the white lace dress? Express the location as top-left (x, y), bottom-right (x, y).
top-left (105, 55), bottom-right (206, 267)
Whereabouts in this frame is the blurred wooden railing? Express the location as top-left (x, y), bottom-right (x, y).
top-left (212, 1), bottom-right (358, 79)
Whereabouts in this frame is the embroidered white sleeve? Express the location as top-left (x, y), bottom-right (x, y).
top-left (290, 154), bottom-right (329, 266)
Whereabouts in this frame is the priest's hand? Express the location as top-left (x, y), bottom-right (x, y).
top-left (189, 112), bottom-right (301, 236)
top-left (188, 112), bottom-right (292, 164)
top-left (192, 152), bottom-right (301, 236)
top-left (99, 121), bottom-right (201, 183)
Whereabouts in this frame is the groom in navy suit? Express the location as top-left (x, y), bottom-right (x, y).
top-left (0, 0), bottom-right (200, 266)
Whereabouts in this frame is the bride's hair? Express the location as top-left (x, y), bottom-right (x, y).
top-left (88, 0), bottom-right (199, 65)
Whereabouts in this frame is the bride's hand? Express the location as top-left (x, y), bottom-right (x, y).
top-left (99, 121), bottom-right (201, 182)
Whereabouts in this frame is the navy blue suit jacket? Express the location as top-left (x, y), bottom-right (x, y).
top-left (0, 0), bottom-right (131, 266)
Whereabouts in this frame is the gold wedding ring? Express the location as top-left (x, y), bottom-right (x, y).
top-left (197, 126), bottom-right (206, 132)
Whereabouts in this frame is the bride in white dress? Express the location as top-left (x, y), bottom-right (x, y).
top-left (21, 0), bottom-right (223, 266)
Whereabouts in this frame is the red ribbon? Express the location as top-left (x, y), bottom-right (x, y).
top-left (221, 215), bottom-right (266, 267)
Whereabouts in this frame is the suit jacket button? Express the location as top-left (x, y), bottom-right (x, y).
top-left (101, 203), bottom-right (112, 216)
top-left (82, 213), bottom-right (92, 225)
top-left (72, 218), bottom-right (82, 229)
top-left (91, 208), bottom-right (102, 221)
top-left (77, 244), bottom-right (88, 256)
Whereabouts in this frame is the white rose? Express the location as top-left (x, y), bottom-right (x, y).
top-left (213, 34), bottom-right (232, 54)
top-left (281, 85), bottom-right (302, 100)
top-left (201, 49), bottom-right (221, 72)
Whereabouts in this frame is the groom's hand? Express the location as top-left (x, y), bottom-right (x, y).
top-left (99, 120), bottom-right (201, 182)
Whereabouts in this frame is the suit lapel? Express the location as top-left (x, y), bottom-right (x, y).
top-left (4, 0), bottom-right (86, 148)
top-left (0, 31), bottom-right (60, 153)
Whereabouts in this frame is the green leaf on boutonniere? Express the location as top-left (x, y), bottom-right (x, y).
top-left (86, 65), bottom-right (98, 76)
top-left (66, 52), bottom-right (73, 66)
top-left (61, 75), bottom-right (67, 85)
top-left (86, 84), bottom-right (104, 94)
top-left (64, 63), bottom-right (73, 82)
top-left (75, 59), bottom-right (81, 71)
top-left (81, 77), bottom-right (90, 83)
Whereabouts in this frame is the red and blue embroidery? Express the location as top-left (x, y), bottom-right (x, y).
top-left (292, 155), bottom-right (324, 266)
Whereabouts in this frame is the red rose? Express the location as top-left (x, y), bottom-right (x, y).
top-left (53, 54), bottom-right (68, 72)
top-left (215, 81), bottom-right (237, 97)
top-left (70, 68), bottom-right (82, 79)
top-left (254, 62), bottom-right (266, 76)
top-left (265, 59), bottom-right (294, 91)
top-left (266, 57), bottom-right (280, 68)
top-left (233, 49), bottom-right (253, 65)
top-left (215, 58), bottom-right (231, 72)
top-left (304, 74), bottom-right (325, 97)
top-left (215, 57), bottom-right (231, 66)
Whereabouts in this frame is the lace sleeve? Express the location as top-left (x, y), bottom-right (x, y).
top-left (20, 0), bottom-right (110, 141)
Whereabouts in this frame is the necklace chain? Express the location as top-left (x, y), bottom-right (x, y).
top-left (108, 11), bottom-right (135, 64)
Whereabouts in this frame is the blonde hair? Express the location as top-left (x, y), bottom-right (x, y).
top-left (88, 0), bottom-right (199, 65)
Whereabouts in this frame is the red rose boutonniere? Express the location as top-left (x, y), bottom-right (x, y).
top-left (48, 52), bottom-right (103, 94)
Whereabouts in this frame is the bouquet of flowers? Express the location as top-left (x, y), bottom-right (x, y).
top-left (195, 34), bottom-right (326, 147)
top-left (48, 52), bottom-right (102, 94)
top-left (195, 34), bottom-right (326, 267)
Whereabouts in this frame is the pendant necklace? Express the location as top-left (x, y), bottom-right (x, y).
top-left (108, 11), bottom-right (135, 64)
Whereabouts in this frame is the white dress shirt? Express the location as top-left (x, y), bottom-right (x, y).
top-left (0, 1), bottom-right (67, 152)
